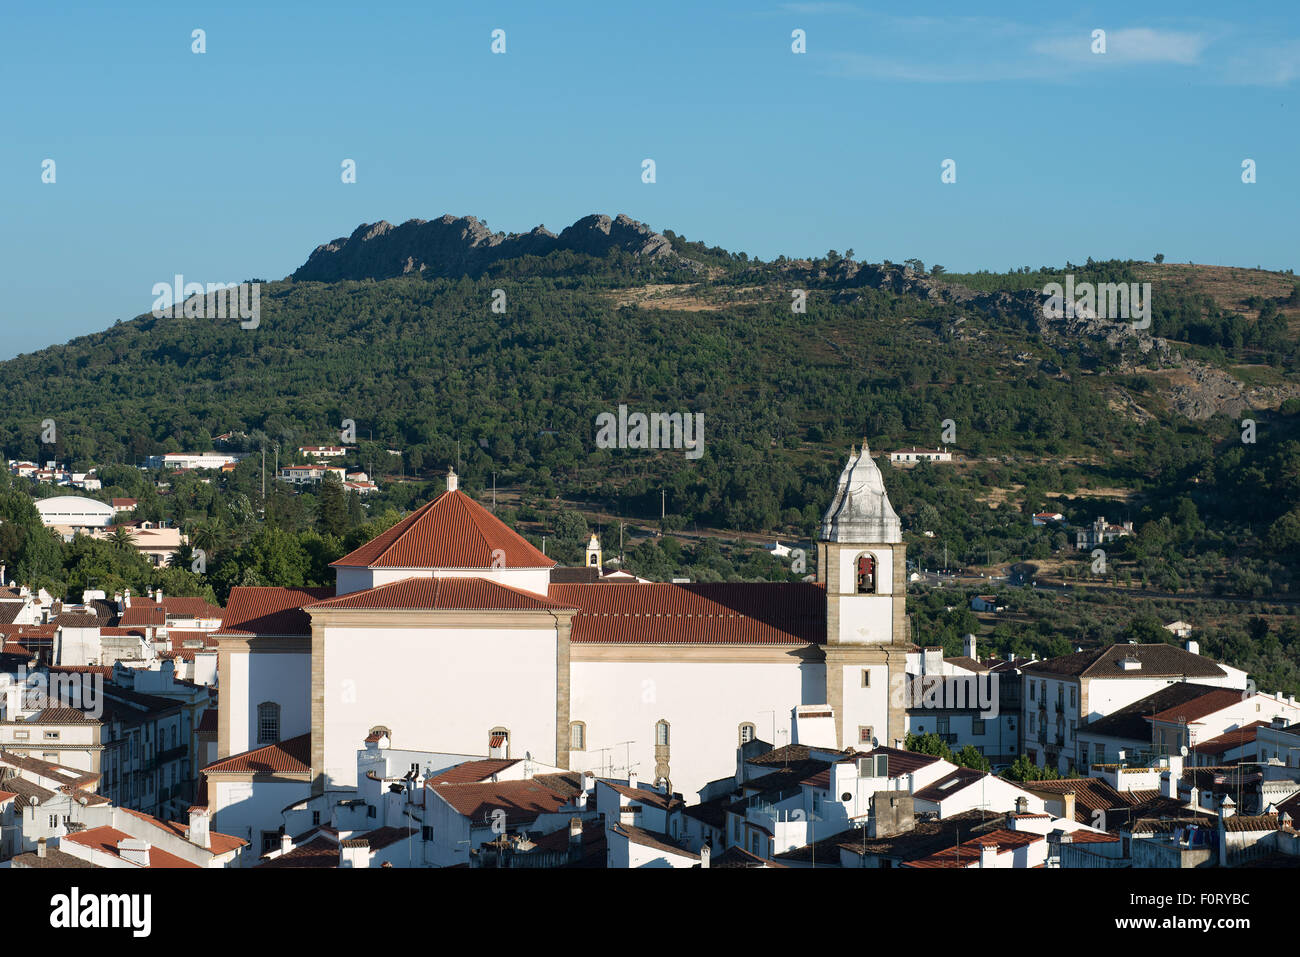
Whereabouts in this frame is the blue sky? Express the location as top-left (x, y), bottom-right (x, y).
top-left (2, 1), bottom-right (1298, 358)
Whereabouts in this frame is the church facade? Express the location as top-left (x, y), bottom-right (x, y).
top-left (212, 445), bottom-right (910, 803)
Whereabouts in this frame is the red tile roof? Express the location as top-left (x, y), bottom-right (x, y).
top-left (159, 597), bottom-right (224, 619)
top-left (196, 710), bottom-right (218, 735)
top-left (548, 582), bottom-right (826, 645)
top-left (906, 828), bottom-right (1042, 868)
top-left (426, 758), bottom-right (519, 785)
top-left (216, 587), bottom-right (333, 637)
top-left (430, 780), bottom-right (569, 826)
top-left (1192, 721), bottom-right (1270, 756)
top-left (63, 826), bottom-right (200, 868)
top-left (307, 576), bottom-right (574, 612)
top-left (119, 604), bottom-right (166, 627)
top-left (256, 836), bottom-right (338, 869)
top-left (118, 806), bottom-right (247, 854)
top-left (600, 780), bottom-right (685, 811)
top-left (332, 490), bottom-right (555, 570)
top-left (202, 734), bottom-right (311, 775)
top-left (1148, 688), bottom-right (1251, 725)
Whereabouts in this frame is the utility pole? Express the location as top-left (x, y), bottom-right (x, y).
top-left (492, 473), bottom-right (497, 512)
top-left (260, 446), bottom-right (265, 503)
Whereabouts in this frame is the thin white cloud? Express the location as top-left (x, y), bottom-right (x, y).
top-left (777, 3), bottom-right (863, 14)
top-left (819, 18), bottom-right (1296, 86)
top-left (1032, 28), bottom-right (1208, 65)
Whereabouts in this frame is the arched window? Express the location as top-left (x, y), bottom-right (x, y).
top-left (856, 553), bottom-right (876, 594)
top-left (589, 553), bottom-right (599, 566)
top-left (570, 721), bottom-right (586, 751)
top-left (257, 702), bottom-right (280, 744)
top-left (738, 722), bottom-right (756, 746)
top-left (655, 720), bottom-right (670, 747)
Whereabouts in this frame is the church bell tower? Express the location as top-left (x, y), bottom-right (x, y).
top-left (817, 443), bottom-right (910, 750)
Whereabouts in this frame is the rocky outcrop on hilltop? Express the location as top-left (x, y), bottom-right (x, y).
top-left (292, 213), bottom-right (679, 282)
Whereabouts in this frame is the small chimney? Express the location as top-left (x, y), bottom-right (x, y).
top-left (1062, 792), bottom-right (1076, 822)
top-left (1219, 795), bottom-right (1235, 820)
top-left (281, 832), bottom-right (292, 854)
top-left (155, 588), bottom-right (163, 605)
top-left (700, 844), bottom-right (711, 869)
top-left (123, 588), bottom-right (131, 608)
top-left (567, 817), bottom-right (583, 864)
top-left (446, 469), bottom-right (458, 492)
top-left (189, 807), bottom-right (211, 849)
top-left (339, 839), bottom-right (370, 868)
top-left (1015, 796), bottom-right (1028, 815)
top-left (36, 837), bottom-right (47, 859)
top-left (581, 771), bottom-right (594, 793)
top-left (1186, 639), bottom-right (1199, 656)
top-left (117, 838), bottom-right (151, 867)
top-left (978, 842), bottom-right (998, 868)
top-left (627, 771), bottom-right (637, 790)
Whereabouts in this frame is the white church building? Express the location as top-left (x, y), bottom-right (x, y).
top-left (209, 445), bottom-right (912, 843)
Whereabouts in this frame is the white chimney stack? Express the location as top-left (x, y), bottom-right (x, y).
top-left (700, 844), bottom-right (711, 869)
top-left (627, 770), bottom-right (637, 790)
top-left (117, 837), bottom-right (151, 867)
top-left (189, 807), bottom-right (211, 849)
top-left (978, 842), bottom-right (999, 868)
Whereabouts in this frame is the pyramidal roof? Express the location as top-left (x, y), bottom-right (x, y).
top-left (820, 443), bottom-right (902, 543)
top-left (332, 489), bottom-right (555, 569)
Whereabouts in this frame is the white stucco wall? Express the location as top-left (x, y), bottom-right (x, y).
top-left (334, 565), bottom-right (552, 597)
top-left (225, 650), bottom-right (310, 754)
top-left (839, 664), bottom-right (891, 749)
top-left (321, 625), bottom-right (559, 788)
top-left (211, 778), bottom-right (309, 864)
top-left (570, 658), bottom-right (823, 800)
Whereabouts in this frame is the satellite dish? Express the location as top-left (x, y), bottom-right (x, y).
top-left (841, 792), bottom-right (853, 803)
top-left (29, 795), bottom-right (39, 806)
top-left (871, 737), bottom-right (879, 749)
top-left (1180, 746), bottom-right (1188, 757)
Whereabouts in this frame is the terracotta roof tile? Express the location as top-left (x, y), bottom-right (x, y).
top-left (63, 826), bottom-right (200, 868)
top-left (548, 582), bottom-right (825, 645)
top-left (599, 780), bottom-right (685, 811)
top-left (256, 835), bottom-right (338, 869)
top-left (425, 758), bottom-right (520, 785)
top-left (202, 734), bottom-right (311, 775)
top-left (430, 779), bottom-right (569, 826)
top-left (307, 576), bottom-right (573, 612)
top-left (216, 587), bottom-right (333, 637)
top-left (1191, 721), bottom-right (1271, 756)
top-left (332, 490), bottom-right (555, 569)
top-left (608, 822), bottom-right (699, 859)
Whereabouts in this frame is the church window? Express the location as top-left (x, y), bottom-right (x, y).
top-left (738, 723), bottom-right (756, 745)
top-left (856, 554), bottom-right (877, 594)
top-left (589, 553), bottom-right (598, 566)
top-left (570, 721), bottom-right (586, 750)
top-left (257, 702), bottom-right (280, 744)
top-left (655, 720), bottom-right (670, 747)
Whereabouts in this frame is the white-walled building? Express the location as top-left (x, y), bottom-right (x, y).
top-left (1022, 642), bottom-right (1250, 775)
top-left (146, 453), bottom-right (244, 470)
top-left (208, 447), bottom-right (914, 847)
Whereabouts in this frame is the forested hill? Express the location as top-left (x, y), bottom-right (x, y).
top-left (2, 213), bottom-right (1299, 573)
